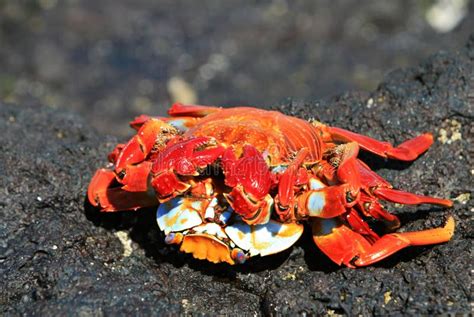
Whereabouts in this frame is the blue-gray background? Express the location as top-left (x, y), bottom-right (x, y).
top-left (1, 0), bottom-right (472, 136)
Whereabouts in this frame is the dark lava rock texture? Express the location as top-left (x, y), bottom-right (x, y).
top-left (1, 35), bottom-right (473, 314)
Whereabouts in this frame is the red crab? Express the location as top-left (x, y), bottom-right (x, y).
top-left (88, 103), bottom-right (454, 267)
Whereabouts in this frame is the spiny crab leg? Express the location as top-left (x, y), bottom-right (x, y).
top-left (328, 126), bottom-right (434, 161)
top-left (312, 216), bottom-right (455, 268)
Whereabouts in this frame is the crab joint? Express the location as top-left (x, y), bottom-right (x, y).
top-left (165, 232), bottom-right (183, 245)
top-left (296, 186), bottom-right (348, 219)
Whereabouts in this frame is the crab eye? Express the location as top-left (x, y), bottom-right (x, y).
top-left (345, 191), bottom-right (355, 203)
top-left (117, 170), bottom-right (126, 179)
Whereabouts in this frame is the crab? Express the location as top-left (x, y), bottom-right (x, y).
top-left (88, 103), bottom-right (454, 267)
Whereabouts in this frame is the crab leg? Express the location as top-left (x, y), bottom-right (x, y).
top-left (354, 216), bottom-right (454, 266)
top-left (373, 187), bottom-right (453, 207)
top-left (168, 102), bottom-right (222, 117)
top-left (295, 142), bottom-right (363, 219)
top-left (275, 148), bottom-right (309, 217)
top-left (357, 192), bottom-right (400, 229)
top-left (335, 142), bottom-right (361, 189)
top-left (121, 161), bottom-right (152, 192)
top-left (88, 169), bottom-right (158, 211)
top-left (296, 184), bottom-right (354, 218)
top-left (329, 127), bottom-right (434, 161)
top-left (345, 208), bottom-right (379, 242)
top-left (115, 118), bottom-right (178, 172)
top-left (312, 216), bottom-right (455, 267)
top-left (129, 114), bottom-right (153, 130)
top-left (355, 159), bottom-right (453, 207)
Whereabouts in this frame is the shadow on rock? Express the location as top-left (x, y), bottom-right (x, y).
top-left (84, 196), bottom-right (451, 274)
top-left (358, 151), bottom-right (416, 172)
top-left (299, 226), bottom-right (342, 273)
top-left (84, 196), bottom-right (294, 275)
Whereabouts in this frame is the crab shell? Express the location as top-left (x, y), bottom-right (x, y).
top-left (156, 108), bottom-right (327, 264)
top-left (185, 107), bottom-right (325, 161)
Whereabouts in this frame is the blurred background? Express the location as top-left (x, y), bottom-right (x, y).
top-left (1, 0), bottom-right (472, 136)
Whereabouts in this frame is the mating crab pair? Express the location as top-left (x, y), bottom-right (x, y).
top-left (88, 103), bottom-right (454, 267)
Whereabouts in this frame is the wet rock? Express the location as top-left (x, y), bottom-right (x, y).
top-left (1, 37), bottom-right (472, 315)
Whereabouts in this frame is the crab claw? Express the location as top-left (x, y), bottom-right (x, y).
top-left (151, 137), bottom-right (225, 201)
top-left (151, 171), bottom-right (192, 201)
top-left (107, 144), bottom-right (125, 164)
top-left (224, 186), bottom-right (273, 225)
top-left (115, 118), bottom-right (178, 173)
top-left (274, 148), bottom-right (309, 222)
top-left (88, 168), bottom-right (158, 211)
top-left (221, 145), bottom-right (274, 225)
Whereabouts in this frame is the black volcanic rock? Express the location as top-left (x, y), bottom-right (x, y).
top-left (1, 37), bottom-right (472, 315)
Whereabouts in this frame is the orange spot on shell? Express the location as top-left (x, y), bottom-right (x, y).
top-left (276, 222), bottom-right (303, 238)
top-left (252, 239), bottom-right (271, 251)
top-left (164, 207), bottom-right (181, 228)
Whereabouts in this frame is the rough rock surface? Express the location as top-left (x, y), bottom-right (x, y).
top-left (1, 38), bottom-right (472, 315)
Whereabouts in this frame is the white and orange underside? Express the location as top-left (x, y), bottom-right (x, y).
top-left (88, 103), bottom-right (455, 267)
